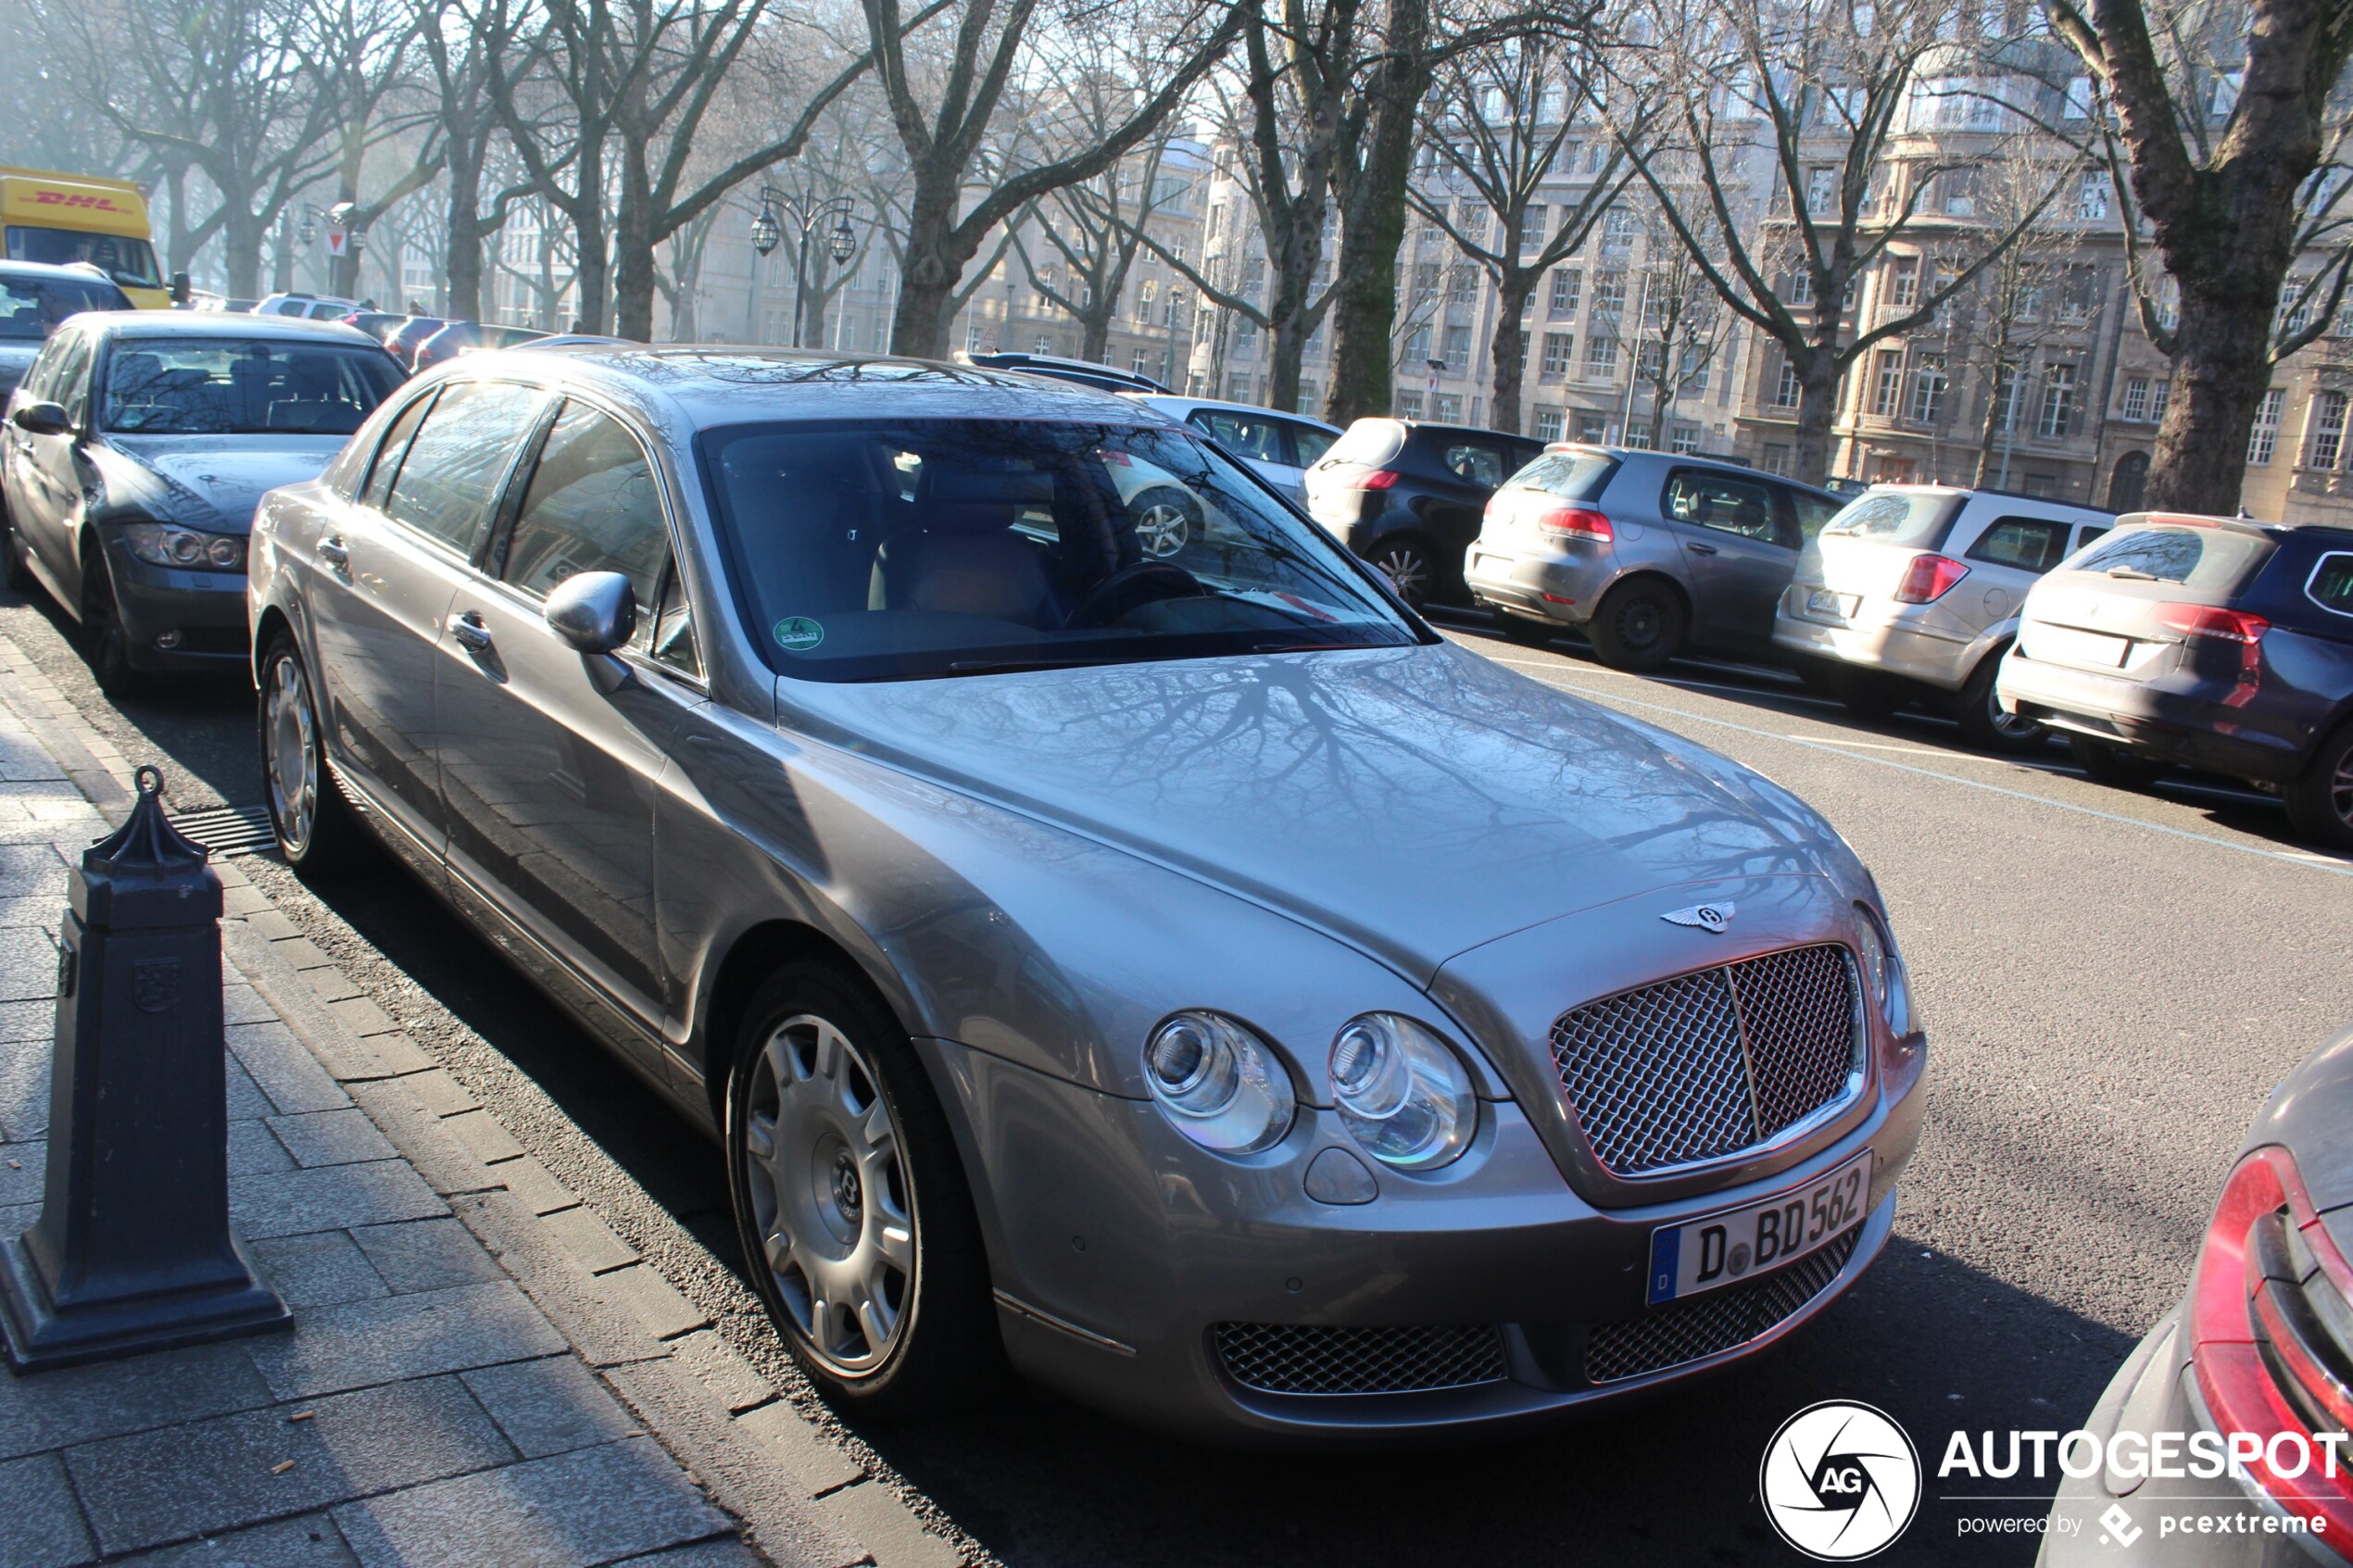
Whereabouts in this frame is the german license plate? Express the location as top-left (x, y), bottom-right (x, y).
top-left (1645, 1151), bottom-right (1872, 1305)
top-left (1806, 587), bottom-right (1853, 620)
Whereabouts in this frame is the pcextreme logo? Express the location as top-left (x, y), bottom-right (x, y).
top-left (1760, 1400), bottom-right (1923, 1560)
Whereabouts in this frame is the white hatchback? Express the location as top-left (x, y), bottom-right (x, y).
top-left (1772, 485), bottom-right (2114, 750)
top-left (1123, 395), bottom-right (1340, 507)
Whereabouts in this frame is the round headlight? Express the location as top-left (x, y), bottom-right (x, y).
top-left (206, 534), bottom-right (242, 569)
top-left (165, 529), bottom-right (205, 566)
top-left (1142, 1011), bottom-right (1295, 1155)
top-left (1328, 1013), bottom-right (1477, 1170)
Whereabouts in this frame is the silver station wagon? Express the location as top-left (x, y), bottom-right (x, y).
top-left (247, 348), bottom-right (1928, 1442)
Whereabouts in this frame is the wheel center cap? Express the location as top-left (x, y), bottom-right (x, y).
top-left (830, 1152), bottom-right (862, 1222)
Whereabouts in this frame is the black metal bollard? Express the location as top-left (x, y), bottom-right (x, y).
top-left (0, 766), bottom-right (289, 1372)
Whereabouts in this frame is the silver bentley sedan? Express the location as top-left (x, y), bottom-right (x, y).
top-left (247, 348), bottom-right (1928, 1442)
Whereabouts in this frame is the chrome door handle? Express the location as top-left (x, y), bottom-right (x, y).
top-left (1685, 541), bottom-right (1719, 556)
top-left (448, 611), bottom-right (493, 653)
top-left (316, 536), bottom-right (350, 575)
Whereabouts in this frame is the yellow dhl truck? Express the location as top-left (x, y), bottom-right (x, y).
top-left (0, 167), bottom-right (177, 308)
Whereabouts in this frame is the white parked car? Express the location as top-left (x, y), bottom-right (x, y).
top-left (255, 292), bottom-right (365, 321)
top-left (1123, 395), bottom-right (1340, 507)
top-left (1772, 484), bottom-right (2114, 751)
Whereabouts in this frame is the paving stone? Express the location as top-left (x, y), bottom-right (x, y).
top-left (301, 967), bottom-right (361, 1004)
top-left (0, 894), bottom-right (63, 927)
top-left (729, 1401), bottom-right (865, 1498)
top-left (222, 886), bottom-right (272, 918)
top-left (245, 1280), bottom-right (567, 1400)
top-left (230, 1118), bottom-right (297, 1177)
top-left (0, 1059), bottom-right (47, 1141)
top-left (229, 1022), bottom-right (351, 1116)
top-left (230, 1160), bottom-right (445, 1241)
top-left (108, 1512), bottom-right (359, 1567)
top-left (348, 1217), bottom-right (504, 1295)
top-left (397, 1068), bottom-right (477, 1118)
top-left (243, 909), bottom-right (302, 943)
top-left (0, 1451), bottom-right (97, 1567)
top-left (541, 1205), bottom-right (638, 1275)
top-left (665, 1331), bottom-right (774, 1415)
top-left (444, 1191), bottom-right (671, 1372)
top-left (248, 1231), bottom-right (391, 1310)
top-left (439, 1107), bottom-right (525, 1165)
top-left (0, 1198), bottom-right (35, 1235)
top-left (611, 1539), bottom-right (767, 1568)
top-left (0, 925), bottom-right (59, 1002)
top-left (269, 939), bottom-right (335, 972)
top-left (0, 1138), bottom-right (39, 1204)
top-left (225, 1056), bottom-right (276, 1123)
top-left (332, 1436), bottom-right (731, 1568)
top-left (495, 1154), bottom-right (579, 1216)
top-left (67, 1375), bottom-right (517, 1556)
top-left (0, 1338), bottom-right (276, 1461)
top-left (350, 1031), bottom-right (434, 1075)
top-left (267, 1110), bottom-right (397, 1170)
top-left (593, 1264), bottom-right (709, 1341)
top-left (324, 997), bottom-right (397, 1039)
top-left (340, 1081), bottom-right (504, 1200)
top-left (223, 984), bottom-right (277, 1025)
top-left (461, 1356), bottom-right (639, 1459)
top-left (208, 859), bottom-right (251, 887)
top-left (0, 997), bottom-right (54, 1041)
top-left (815, 1480), bottom-right (964, 1568)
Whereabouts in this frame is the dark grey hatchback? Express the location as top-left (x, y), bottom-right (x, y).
top-left (1303, 418), bottom-right (1544, 608)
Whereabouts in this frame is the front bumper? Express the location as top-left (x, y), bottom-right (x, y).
top-left (1773, 594), bottom-right (1975, 691)
top-left (928, 1024), bottom-right (1925, 1445)
top-left (2040, 1311), bottom-right (2344, 1566)
top-left (1995, 646), bottom-right (2306, 785)
top-left (102, 533), bottom-right (251, 672)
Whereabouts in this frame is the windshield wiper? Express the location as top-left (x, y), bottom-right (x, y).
top-left (1249, 639), bottom-right (1390, 655)
top-left (2105, 565), bottom-right (2158, 581)
top-left (941, 655), bottom-right (1132, 675)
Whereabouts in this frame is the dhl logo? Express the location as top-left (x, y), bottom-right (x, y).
top-left (31, 192), bottom-right (124, 211)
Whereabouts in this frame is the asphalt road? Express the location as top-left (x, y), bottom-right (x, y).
top-left (12, 579), bottom-right (2351, 1568)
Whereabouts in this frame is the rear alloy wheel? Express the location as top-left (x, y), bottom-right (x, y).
top-left (78, 545), bottom-right (143, 696)
top-left (1369, 537), bottom-right (1436, 609)
top-left (1128, 485), bottom-right (1201, 559)
top-left (2284, 721), bottom-right (2353, 851)
top-left (726, 963), bottom-right (1000, 1416)
top-left (258, 635), bottom-right (366, 873)
top-left (2068, 734), bottom-right (2167, 792)
top-left (1586, 580), bottom-right (1685, 672)
top-left (1955, 646), bottom-right (2046, 754)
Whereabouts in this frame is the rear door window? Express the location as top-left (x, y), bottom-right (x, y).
top-left (2308, 552), bottom-right (2353, 617)
top-left (1965, 516), bottom-right (2076, 575)
top-left (1664, 468), bottom-right (1788, 546)
top-left (1190, 410), bottom-right (1286, 464)
top-left (380, 380), bottom-right (547, 558)
top-left (2071, 524), bottom-right (2276, 592)
top-left (1289, 422), bottom-right (1336, 467)
top-left (1441, 442), bottom-right (1508, 488)
top-left (361, 390), bottom-right (438, 509)
top-left (1788, 489), bottom-right (1843, 539)
top-left (497, 400), bottom-right (671, 624)
top-left (2072, 522), bottom-right (2108, 554)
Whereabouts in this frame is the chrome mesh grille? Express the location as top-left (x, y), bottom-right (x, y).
top-left (1584, 1225), bottom-right (1861, 1385)
top-left (1548, 944), bottom-right (1860, 1174)
top-left (1214, 1323), bottom-right (1507, 1395)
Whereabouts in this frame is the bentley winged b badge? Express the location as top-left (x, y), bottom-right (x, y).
top-left (1662, 901), bottom-right (1735, 934)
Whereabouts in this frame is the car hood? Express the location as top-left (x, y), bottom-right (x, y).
top-left (92, 434), bottom-right (346, 533)
top-left (776, 640), bottom-right (1852, 984)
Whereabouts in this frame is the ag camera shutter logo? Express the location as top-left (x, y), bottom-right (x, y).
top-left (1759, 1400), bottom-right (1921, 1560)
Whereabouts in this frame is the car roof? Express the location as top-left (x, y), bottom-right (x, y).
top-left (1538, 443), bottom-right (1834, 494)
top-left (1862, 482), bottom-right (2111, 517)
top-left (0, 259), bottom-right (128, 288)
top-left (438, 345), bottom-right (1165, 431)
top-left (70, 311), bottom-right (382, 346)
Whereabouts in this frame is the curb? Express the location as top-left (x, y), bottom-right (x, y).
top-left (0, 636), bottom-right (968, 1568)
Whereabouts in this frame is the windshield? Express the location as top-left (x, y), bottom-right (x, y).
top-left (698, 419), bottom-right (1425, 681)
top-left (1821, 491), bottom-right (1966, 548)
top-left (0, 275), bottom-right (125, 339)
top-left (5, 226), bottom-right (161, 290)
top-left (101, 338), bottom-right (403, 435)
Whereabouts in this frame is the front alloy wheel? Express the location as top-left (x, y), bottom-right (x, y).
top-left (1129, 485), bottom-right (1200, 559)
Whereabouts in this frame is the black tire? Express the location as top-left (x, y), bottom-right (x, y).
top-left (0, 505), bottom-right (34, 596)
top-left (1586, 579), bottom-right (1686, 672)
top-left (78, 543), bottom-right (144, 697)
top-left (1954, 646), bottom-right (2046, 754)
top-left (1127, 484), bottom-right (1202, 560)
top-left (2068, 734), bottom-right (2167, 792)
top-left (257, 633), bottom-right (367, 873)
top-left (725, 961), bottom-right (1002, 1417)
top-left (1493, 612), bottom-right (1558, 646)
top-left (1365, 534), bottom-right (1438, 609)
top-left (2284, 721), bottom-right (2353, 851)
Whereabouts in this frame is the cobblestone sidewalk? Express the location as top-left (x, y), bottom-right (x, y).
top-left (0, 641), bottom-right (948, 1568)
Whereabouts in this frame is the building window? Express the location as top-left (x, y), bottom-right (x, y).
top-left (2076, 169), bottom-right (2110, 221)
top-left (2310, 391), bottom-right (2348, 470)
top-left (2121, 377), bottom-right (2150, 421)
top-left (1516, 330), bottom-right (1529, 371)
top-left (1886, 255), bottom-right (1919, 309)
top-left (1517, 205), bottom-right (1548, 252)
top-left (1907, 353), bottom-right (1947, 422)
top-left (1034, 334), bottom-right (1053, 355)
top-left (1583, 333), bottom-right (1619, 376)
top-left (1534, 408), bottom-right (1565, 442)
top-left (2149, 379), bottom-right (2171, 423)
top-left (1786, 270), bottom-right (1814, 307)
top-left (1806, 166), bottom-right (1836, 214)
top-left (1762, 443), bottom-right (1793, 475)
top-left (1592, 270), bottom-right (1628, 318)
top-left (1541, 331), bottom-right (1572, 380)
top-left (1603, 205), bottom-right (1639, 245)
top-left (2036, 363), bottom-right (2078, 439)
top-left (1992, 366), bottom-right (2024, 433)
top-left (1774, 359), bottom-right (1803, 408)
top-left (1448, 265), bottom-right (1476, 304)
top-left (1941, 167), bottom-right (1978, 217)
top-left (2249, 387), bottom-right (2285, 463)
top-left (1550, 269), bottom-right (1580, 316)
top-left (1227, 372), bottom-right (1253, 402)
top-left (1433, 393), bottom-right (1463, 421)
top-left (1670, 421), bottom-right (1702, 454)
top-left (1576, 411), bottom-right (1609, 443)
top-left (1132, 348), bottom-right (1151, 377)
top-left (1441, 323), bottom-right (1472, 372)
top-left (1871, 348), bottom-right (1905, 418)
top-left (1296, 380), bottom-right (1318, 414)
top-left (1624, 423), bottom-right (1655, 450)
top-left (1396, 390), bottom-right (1424, 418)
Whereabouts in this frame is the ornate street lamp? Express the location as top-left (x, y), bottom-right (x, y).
top-left (752, 186), bottom-right (858, 346)
top-left (827, 216), bottom-right (857, 265)
top-left (749, 203), bottom-right (782, 257)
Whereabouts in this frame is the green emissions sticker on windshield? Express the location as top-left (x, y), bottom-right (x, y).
top-left (773, 617), bottom-right (824, 652)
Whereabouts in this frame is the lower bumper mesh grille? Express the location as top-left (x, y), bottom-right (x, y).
top-left (1584, 1225), bottom-right (1861, 1385)
top-left (1214, 1322), bottom-right (1508, 1395)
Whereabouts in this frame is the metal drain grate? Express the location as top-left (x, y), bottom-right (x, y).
top-left (1584, 1225), bottom-right (1861, 1385)
top-left (168, 803), bottom-right (279, 858)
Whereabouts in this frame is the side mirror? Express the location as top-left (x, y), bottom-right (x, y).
top-left (543, 570), bottom-right (636, 656)
top-left (12, 401), bottom-right (70, 437)
top-left (170, 272), bottom-right (193, 307)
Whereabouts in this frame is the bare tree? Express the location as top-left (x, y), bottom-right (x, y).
top-left (1626, 208), bottom-right (1738, 448)
top-left (1017, 121), bottom-right (1184, 364)
top-left (302, 0), bottom-right (442, 301)
top-left (2050, 0), bottom-right (2353, 512)
top-left (1616, 0), bottom-right (2068, 485)
top-left (1936, 138), bottom-right (2080, 483)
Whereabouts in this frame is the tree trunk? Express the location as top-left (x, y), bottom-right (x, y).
top-left (2146, 288), bottom-right (2276, 512)
top-left (610, 149), bottom-right (657, 343)
top-left (1974, 358), bottom-right (2010, 485)
top-left (1267, 314), bottom-right (1306, 411)
top-left (1078, 306), bottom-right (1111, 362)
top-left (1792, 355), bottom-right (1841, 486)
top-left (1324, 0), bottom-right (1429, 425)
top-left (223, 208), bottom-right (269, 301)
top-left (1487, 278), bottom-right (1529, 435)
top-left (891, 176), bottom-right (982, 359)
top-left (446, 143), bottom-right (488, 322)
